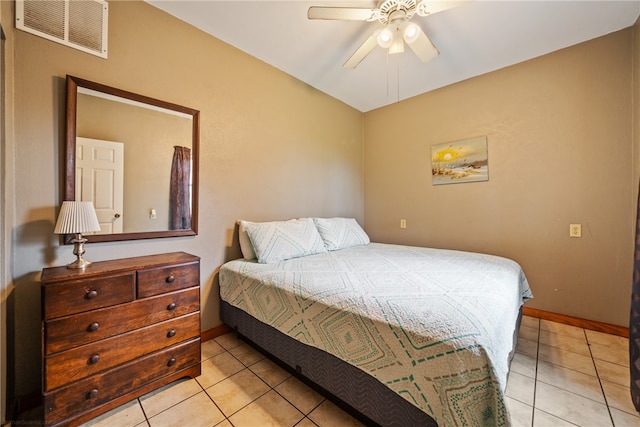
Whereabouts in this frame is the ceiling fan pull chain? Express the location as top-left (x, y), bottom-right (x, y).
top-left (397, 61), bottom-right (400, 104)
top-left (386, 50), bottom-right (390, 98)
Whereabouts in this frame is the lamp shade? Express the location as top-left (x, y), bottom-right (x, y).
top-left (54, 201), bottom-right (101, 235)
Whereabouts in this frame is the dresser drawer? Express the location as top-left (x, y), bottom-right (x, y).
top-left (137, 262), bottom-right (199, 298)
top-left (44, 338), bottom-right (200, 426)
top-left (43, 273), bottom-right (135, 320)
top-left (44, 287), bottom-right (200, 355)
top-left (45, 312), bottom-right (200, 391)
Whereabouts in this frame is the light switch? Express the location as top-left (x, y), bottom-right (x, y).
top-left (569, 223), bottom-right (581, 238)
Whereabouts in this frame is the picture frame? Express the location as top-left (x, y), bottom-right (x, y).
top-left (431, 136), bottom-right (488, 185)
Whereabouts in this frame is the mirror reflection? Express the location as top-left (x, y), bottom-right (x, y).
top-left (65, 75), bottom-right (199, 243)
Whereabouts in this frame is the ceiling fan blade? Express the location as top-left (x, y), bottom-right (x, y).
top-left (406, 27), bottom-right (439, 63)
top-left (308, 7), bottom-right (377, 21)
top-left (343, 30), bottom-right (380, 69)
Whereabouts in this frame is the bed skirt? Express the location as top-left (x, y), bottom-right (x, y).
top-left (220, 300), bottom-right (439, 426)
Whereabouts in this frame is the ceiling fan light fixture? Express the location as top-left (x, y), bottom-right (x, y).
top-left (377, 26), bottom-right (394, 48)
top-left (403, 22), bottom-right (420, 44)
top-left (308, 0), bottom-right (456, 69)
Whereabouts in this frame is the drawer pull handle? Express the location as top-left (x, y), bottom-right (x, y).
top-left (167, 358), bottom-right (177, 367)
top-left (89, 354), bottom-right (100, 365)
top-left (87, 322), bottom-right (99, 332)
top-left (166, 275), bottom-right (176, 284)
top-left (87, 389), bottom-right (99, 399)
top-left (167, 302), bottom-right (177, 311)
top-left (167, 329), bottom-right (176, 338)
top-left (86, 290), bottom-right (98, 299)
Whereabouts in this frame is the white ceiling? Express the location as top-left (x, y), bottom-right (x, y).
top-left (146, 1), bottom-right (640, 112)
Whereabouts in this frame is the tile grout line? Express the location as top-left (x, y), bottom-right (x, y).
top-left (137, 397), bottom-right (151, 427)
top-left (224, 346), bottom-right (323, 427)
top-left (208, 341), bottom-right (313, 425)
top-left (198, 372), bottom-right (231, 426)
top-left (203, 345), bottom-right (252, 425)
top-left (585, 329), bottom-right (617, 427)
top-left (221, 337), bottom-right (338, 426)
top-left (535, 322), bottom-right (618, 426)
top-left (530, 317), bottom-right (540, 427)
top-left (536, 328), bottom-right (615, 427)
top-left (240, 351), bottom-right (317, 423)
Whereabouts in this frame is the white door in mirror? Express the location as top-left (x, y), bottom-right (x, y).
top-left (76, 137), bottom-right (124, 234)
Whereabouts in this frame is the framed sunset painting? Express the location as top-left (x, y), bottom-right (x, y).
top-left (431, 136), bottom-right (489, 185)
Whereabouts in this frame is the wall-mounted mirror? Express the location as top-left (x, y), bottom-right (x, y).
top-left (65, 75), bottom-right (199, 243)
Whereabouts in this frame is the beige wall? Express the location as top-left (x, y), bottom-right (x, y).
top-left (364, 29), bottom-right (634, 327)
top-left (7, 0), bottom-right (363, 402)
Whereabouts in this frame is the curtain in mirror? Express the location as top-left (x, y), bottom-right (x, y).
top-left (170, 146), bottom-right (191, 230)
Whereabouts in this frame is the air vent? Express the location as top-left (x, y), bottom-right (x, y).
top-left (16, 0), bottom-right (108, 58)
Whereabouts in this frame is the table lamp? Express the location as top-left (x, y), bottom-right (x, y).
top-left (54, 201), bottom-right (101, 269)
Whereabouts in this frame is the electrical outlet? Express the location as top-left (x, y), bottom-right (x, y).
top-left (569, 223), bottom-right (581, 238)
top-left (150, 209), bottom-right (157, 219)
top-left (400, 219), bottom-right (407, 229)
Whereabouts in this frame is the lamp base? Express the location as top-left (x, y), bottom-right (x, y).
top-left (66, 257), bottom-right (92, 269)
top-left (67, 234), bottom-right (92, 269)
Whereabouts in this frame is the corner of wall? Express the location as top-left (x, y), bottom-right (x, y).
top-left (1, 0), bottom-right (16, 423)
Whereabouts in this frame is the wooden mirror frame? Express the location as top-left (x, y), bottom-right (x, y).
top-left (65, 75), bottom-right (200, 243)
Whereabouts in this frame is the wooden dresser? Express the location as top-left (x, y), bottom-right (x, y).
top-left (40, 252), bottom-right (201, 426)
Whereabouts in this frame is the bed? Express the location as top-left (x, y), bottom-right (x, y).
top-left (219, 218), bottom-right (532, 426)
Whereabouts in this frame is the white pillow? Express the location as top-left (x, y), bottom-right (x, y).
top-left (312, 217), bottom-right (370, 251)
top-left (237, 220), bottom-right (257, 260)
top-left (244, 218), bottom-right (327, 264)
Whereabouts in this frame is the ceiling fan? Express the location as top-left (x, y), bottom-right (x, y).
top-left (308, 0), bottom-right (463, 69)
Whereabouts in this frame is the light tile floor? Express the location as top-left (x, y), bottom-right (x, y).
top-left (76, 315), bottom-right (638, 426)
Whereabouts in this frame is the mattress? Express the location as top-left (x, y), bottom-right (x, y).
top-left (219, 243), bottom-right (532, 426)
top-left (221, 300), bottom-right (440, 426)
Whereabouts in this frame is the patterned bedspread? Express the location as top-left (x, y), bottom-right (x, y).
top-left (219, 243), bottom-right (532, 426)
